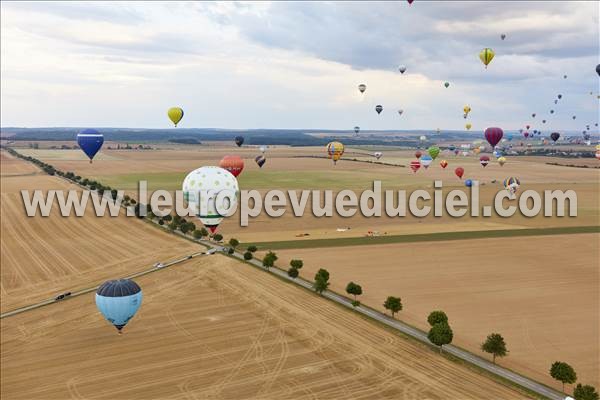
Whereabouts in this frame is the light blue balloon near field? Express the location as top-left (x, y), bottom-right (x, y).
top-left (95, 279), bottom-right (142, 333)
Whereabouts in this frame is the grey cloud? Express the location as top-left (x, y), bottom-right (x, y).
top-left (4, 1), bottom-right (145, 24)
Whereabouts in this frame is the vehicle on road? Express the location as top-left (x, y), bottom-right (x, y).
top-left (187, 255), bottom-right (193, 260)
top-left (54, 294), bottom-right (65, 301)
top-left (206, 248), bottom-right (218, 255)
top-left (154, 262), bottom-right (165, 269)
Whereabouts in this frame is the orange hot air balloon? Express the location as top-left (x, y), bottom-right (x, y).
top-left (219, 155), bottom-right (244, 177)
top-left (455, 167), bottom-right (464, 179)
top-left (440, 160), bottom-right (448, 169)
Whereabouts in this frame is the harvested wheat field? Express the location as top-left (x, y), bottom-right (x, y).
top-left (276, 234), bottom-right (600, 389)
top-left (0, 151), bottom-right (201, 312)
top-left (1, 255), bottom-right (529, 400)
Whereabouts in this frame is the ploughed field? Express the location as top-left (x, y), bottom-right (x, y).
top-left (1, 256), bottom-right (529, 400)
top-left (276, 233), bottom-right (600, 389)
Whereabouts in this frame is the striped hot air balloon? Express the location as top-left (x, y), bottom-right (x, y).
top-left (326, 141), bottom-right (345, 164)
top-left (479, 48), bottom-right (495, 68)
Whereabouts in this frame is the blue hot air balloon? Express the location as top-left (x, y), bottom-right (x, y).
top-left (465, 179), bottom-right (473, 187)
top-left (96, 279), bottom-right (142, 334)
top-left (77, 129), bottom-right (104, 163)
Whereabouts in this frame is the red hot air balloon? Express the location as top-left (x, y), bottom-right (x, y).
top-left (455, 167), bottom-right (464, 179)
top-left (410, 160), bottom-right (421, 173)
top-left (407, 0), bottom-right (414, 4)
top-left (524, 132), bottom-right (529, 138)
top-left (219, 155), bottom-right (244, 177)
top-left (479, 155), bottom-right (490, 167)
top-left (415, 150), bottom-right (422, 159)
top-left (484, 127), bottom-right (503, 148)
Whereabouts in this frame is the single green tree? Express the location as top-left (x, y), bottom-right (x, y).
top-left (345, 282), bottom-right (363, 301)
top-left (290, 259), bottom-right (304, 270)
top-left (163, 214), bottom-right (172, 222)
top-left (228, 238), bottom-right (239, 249)
top-left (192, 230), bottom-right (202, 239)
top-left (213, 233), bottom-right (223, 242)
top-left (481, 333), bottom-right (508, 364)
top-left (383, 296), bottom-right (402, 318)
top-left (315, 268), bottom-right (329, 282)
top-left (168, 221), bottom-right (177, 231)
top-left (287, 267), bottom-right (299, 278)
top-left (574, 384), bottom-right (599, 400)
top-left (313, 275), bottom-right (329, 294)
top-left (227, 247), bottom-right (234, 255)
top-left (179, 223), bottom-right (191, 234)
top-left (427, 311), bottom-right (448, 326)
top-left (428, 322), bottom-right (453, 353)
top-left (243, 251), bottom-right (253, 261)
top-left (158, 219), bottom-right (165, 226)
top-left (199, 227), bottom-right (208, 237)
top-left (247, 245), bottom-right (258, 253)
top-left (550, 361), bottom-right (577, 393)
top-left (262, 251), bottom-right (278, 269)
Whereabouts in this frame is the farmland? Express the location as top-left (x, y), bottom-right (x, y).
top-left (1, 255), bottom-right (529, 400)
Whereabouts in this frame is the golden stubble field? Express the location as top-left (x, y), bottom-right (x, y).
top-left (1, 256), bottom-right (528, 400)
top-left (276, 234), bottom-right (600, 389)
top-left (15, 143), bottom-right (600, 243)
top-left (0, 151), bottom-right (200, 312)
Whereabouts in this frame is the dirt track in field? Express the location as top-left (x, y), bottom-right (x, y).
top-left (276, 234), bottom-right (600, 389)
top-left (1, 256), bottom-right (529, 400)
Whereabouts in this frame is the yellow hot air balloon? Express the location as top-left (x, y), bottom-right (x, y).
top-left (326, 141), bottom-right (345, 164)
top-left (498, 156), bottom-right (506, 166)
top-left (473, 147), bottom-right (481, 155)
top-left (463, 105), bottom-right (471, 115)
top-left (167, 107), bottom-right (184, 127)
top-left (479, 48), bottom-right (495, 68)
top-left (466, 123), bottom-right (472, 130)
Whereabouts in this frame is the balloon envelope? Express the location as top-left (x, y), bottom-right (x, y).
top-left (484, 127), bottom-right (503, 147)
top-left (358, 84), bottom-right (366, 93)
top-left (235, 136), bottom-right (245, 147)
top-left (427, 146), bottom-right (440, 160)
top-left (375, 105), bottom-right (383, 114)
top-left (455, 167), bottom-right (464, 179)
top-left (419, 155), bottom-right (433, 168)
top-left (219, 155), bottom-right (244, 177)
top-left (167, 107), bottom-right (184, 127)
top-left (77, 129), bottom-right (104, 162)
top-left (255, 155), bottom-right (266, 168)
top-left (96, 279), bottom-right (142, 332)
top-left (399, 65), bottom-right (407, 73)
top-left (550, 132), bottom-right (560, 142)
top-left (327, 141), bottom-right (345, 164)
top-left (479, 48), bottom-right (495, 68)
top-left (182, 166), bottom-right (239, 233)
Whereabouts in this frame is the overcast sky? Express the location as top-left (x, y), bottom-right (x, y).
top-left (1, 1), bottom-right (598, 131)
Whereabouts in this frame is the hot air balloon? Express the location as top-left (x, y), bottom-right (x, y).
top-left (327, 141), bottom-right (345, 164)
top-left (427, 146), bottom-right (440, 160)
top-left (398, 109), bottom-right (404, 116)
top-left (484, 127), bottom-right (503, 148)
top-left (542, 119), bottom-right (546, 124)
top-left (77, 129), bottom-right (104, 163)
top-left (358, 84), bottom-right (366, 93)
top-left (526, 125), bottom-right (530, 130)
top-left (479, 155), bottom-right (490, 167)
top-left (463, 105), bottom-right (471, 115)
top-left (375, 105), bottom-right (383, 114)
top-left (259, 145), bottom-right (267, 154)
top-left (454, 149), bottom-right (460, 156)
top-left (532, 113), bottom-right (536, 118)
top-left (399, 65), bottom-right (407, 74)
top-left (440, 160), bottom-right (448, 169)
top-left (550, 132), bottom-right (560, 142)
top-left (466, 123), bottom-right (472, 130)
top-left (503, 177), bottom-right (520, 199)
top-left (407, 0), bottom-right (414, 5)
top-left (524, 132), bottom-right (530, 138)
top-left (415, 150), bottom-right (422, 159)
top-left (420, 155), bottom-right (433, 169)
top-left (473, 147), bottom-right (481, 155)
top-left (455, 167), bottom-right (464, 179)
top-left (444, 82), bottom-right (450, 88)
top-left (498, 156), bottom-right (506, 166)
top-left (448, 144), bottom-right (456, 151)
top-left (557, 94), bottom-right (562, 99)
top-left (596, 64), bottom-right (600, 77)
top-left (410, 160), bottom-right (420, 173)
top-left (219, 155), bottom-right (244, 177)
top-left (465, 179), bottom-right (473, 187)
top-left (96, 279), bottom-right (142, 334)
top-left (167, 107), bottom-right (184, 127)
top-left (572, 115), bottom-right (576, 120)
top-left (255, 155), bottom-right (266, 168)
top-left (479, 48), bottom-right (495, 68)
top-left (182, 166), bottom-right (239, 233)
top-left (374, 151), bottom-right (383, 160)
top-left (563, 75), bottom-right (567, 79)
top-left (419, 135), bottom-right (427, 142)
top-left (354, 126), bottom-right (360, 135)
top-left (235, 136), bottom-right (244, 147)
top-left (501, 34), bottom-right (506, 40)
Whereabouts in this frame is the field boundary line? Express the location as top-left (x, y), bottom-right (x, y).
top-left (242, 225), bottom-right (600, 250)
